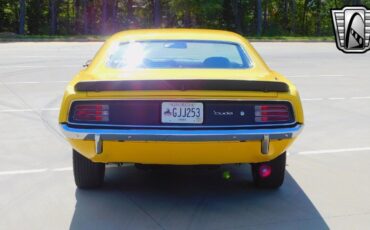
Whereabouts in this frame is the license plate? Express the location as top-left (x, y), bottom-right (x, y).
top-left (161, 102), bottom-right (203, 124)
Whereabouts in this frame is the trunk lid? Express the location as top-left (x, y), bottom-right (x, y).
top-left (77, 69), bottom-right (286, 98)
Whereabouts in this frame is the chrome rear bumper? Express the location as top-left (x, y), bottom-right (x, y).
top-left (60, 124), bottom-right (303, 155)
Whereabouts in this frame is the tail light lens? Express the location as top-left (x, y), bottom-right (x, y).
top-left (255, 104), bottom-right (291, 123)
top-left (72, 104), bottom-right (109, 122)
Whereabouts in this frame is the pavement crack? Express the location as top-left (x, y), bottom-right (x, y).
top-left (124, 194), bottom-right (167, 230)
top-left (186, 195), bottom-right (207, 230)
top-left (0, 79), bottom-right (66, 143)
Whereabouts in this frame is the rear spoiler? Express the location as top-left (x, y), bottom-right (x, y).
top-left (75, 80), bottom-right (289, 93)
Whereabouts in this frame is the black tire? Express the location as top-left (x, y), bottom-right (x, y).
top-left (251, 152), bottom-right (286, 189)
top-left (73, 149), bottom-right (105, 189)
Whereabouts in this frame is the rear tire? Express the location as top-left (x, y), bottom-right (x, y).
top-left (251, 152), bottom-right (286, 189)
top-left (73, 150), bottom-right (105, 189)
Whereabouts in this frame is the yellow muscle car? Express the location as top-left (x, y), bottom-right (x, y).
top-left (59, 29), bottom-right (304, 189)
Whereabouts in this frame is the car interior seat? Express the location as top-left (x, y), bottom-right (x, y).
top-left (203, 57), bottom-right (231, 68)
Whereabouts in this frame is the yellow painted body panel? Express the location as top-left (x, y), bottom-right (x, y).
top-left (59, 29), bottom-right (304, 164)
top-left (68, 138), bottom-right (296, 164)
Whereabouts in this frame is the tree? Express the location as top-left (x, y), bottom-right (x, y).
top-left (127, 0), bottom-right (134, 28)
top-left (316, 0), bottom-right (321, 35)
top-left (282, 0), bottom-right (289, 31)
top-left (3, 0), bottom-right (370, 37)
top-left (82, 0), bottom-right (88, 34)
top-left (50, 0), bottom-right (58, 34)
top-left (263, 0), bottom-right (268, 33)
top-left (233, 0), bottom-right (243, 33)
top-left (27, 0), bottom-right (47, 34)
top-left (153, 0), bottom-right (161, 27)
top-left (302, 0), bottom-right (309, 34)
top-left (290, 0), bottom-right (297, 33)
top-left (102, 0), bottom-right (108, 33)
top-left (19, 0), bottom-right (26, 34)
top-left (183, 1), bottom-right (191, 27)
top-left (222, 0), bottom-right (234, 30)
top-left (256, 0), bottom-right (262, 35)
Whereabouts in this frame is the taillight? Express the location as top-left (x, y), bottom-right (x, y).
top-left (73, 104), bottom-right (109, 122)
top-left (255, 104), bottom-right (290, 123)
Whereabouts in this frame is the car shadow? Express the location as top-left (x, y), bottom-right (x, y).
top-left (70, 165), bottom-right (329, 230)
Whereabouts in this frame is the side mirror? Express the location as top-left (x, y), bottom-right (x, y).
top-left (83, 60), bottom-right (92, 68)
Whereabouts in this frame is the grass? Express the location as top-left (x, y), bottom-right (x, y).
top-left (0, 33), bottom-right (108, 42)
top-left (0, 33), bottom-right (334, 42)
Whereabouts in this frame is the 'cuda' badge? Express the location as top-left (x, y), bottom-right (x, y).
top-left (213, 110), bottom-right (234, 116)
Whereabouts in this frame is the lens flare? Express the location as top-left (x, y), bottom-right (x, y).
top-left (123, 42), bottom-right (146, 68)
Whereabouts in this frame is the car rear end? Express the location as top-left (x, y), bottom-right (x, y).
top-left (59, 29), bottom-right (304, 189)
top-left (60, 78), bottom-right (303, 165)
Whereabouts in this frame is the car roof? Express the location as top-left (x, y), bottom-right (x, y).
top-left (109, 29), bottom-right (247, 44)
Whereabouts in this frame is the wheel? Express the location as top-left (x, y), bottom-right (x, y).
top-left (251, 152), bottom-right (286, 189)
top-left (73, 149), bottom-right (105, 189)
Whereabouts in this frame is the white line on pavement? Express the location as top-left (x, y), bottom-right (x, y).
top-left (302, 96), bottom-right (370, 101)
top-left (288, 74), bottom-right (345, 78)
top-left (0, 109), bottom-right (34, 112)
top-left (0, 66), bottom-right (47, 68)
top-left (328, 97), bottom-right (345, 100)
top-left (302, 98), bottom-right (323, 101)
top-left (0, 165), bottom-right (130, 176)
top-left (0, 169), bottom-right (48, 176)
top-left (0, 65), bottom-right (80, 69)
top-left (0, 56), bottom-right (84, 59)
top-left (319, 74), bottom-right (346, 77)
top-left (0, 108), bottom-right (59, 112)
top-left (296, 147), bottom-right (370, 155)
top-left (3, 81), bottom-right (69, 85)
top-left (39, 108), bottom-right (60, 111)
top-left (351, 96), bottom-right (370, 100)
top-left (51, 167), bottom-right (72, 172)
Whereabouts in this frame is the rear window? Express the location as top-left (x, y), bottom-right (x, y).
top-left (106, 40), bottom-right (252, 69)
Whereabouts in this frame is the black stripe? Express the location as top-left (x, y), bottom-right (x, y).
top-left (75, 80), bottom-right (289, 92)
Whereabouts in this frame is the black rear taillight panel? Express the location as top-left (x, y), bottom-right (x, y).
top-left (68, 100), bottom-right (295, 128)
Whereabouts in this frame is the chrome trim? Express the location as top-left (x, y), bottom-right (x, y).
top-left (66, 121), bottom-right (298, 129)
top-left (60, 124), bottom-right (303, 142)
top-left (95, 134), bottom-right (102, 154)
top-left (261, 135), bottom-right (270, 154)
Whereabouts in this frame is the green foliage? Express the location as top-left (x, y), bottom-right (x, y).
top-left (0, 0), bottom-right (18, 33)
top-left (0, 0), bottom-right (370, 36)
